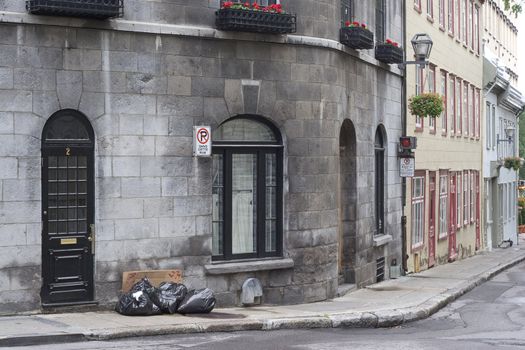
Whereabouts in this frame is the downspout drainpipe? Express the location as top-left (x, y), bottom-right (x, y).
top-left (401, 0), bottom-right (408, 274)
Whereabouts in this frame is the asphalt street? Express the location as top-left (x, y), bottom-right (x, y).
top-left (9, 261), bottom-right (525, 350)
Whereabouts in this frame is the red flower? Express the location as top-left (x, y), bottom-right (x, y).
top-left (393, 42), bottom-right (399, 47)
top-left (361, 23), bottom-right (367, 28)
top-left (252, 2), bottom-right (260, 9)
top-left (222, 1), bottom-right (233, 8)
top-left (386, 39), bottom-right (393, 44)
top-left (244, 2), bottom-right (250, 7)
top-left (352, 21), bottom-right (360, 26)
top-left (345, 20), bottom-right (351, 27)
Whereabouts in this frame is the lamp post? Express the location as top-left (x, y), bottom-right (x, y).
top-left (497, 126), bottom-right (515, 144)
top-left (398, 33), bottom-right (433, 68)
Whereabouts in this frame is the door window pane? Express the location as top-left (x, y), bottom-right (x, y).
top-left (231, 154), bottom-right (257, 255)
top-left (212, 154), bottom-right (224, 256)
top-left (265, 153), bottom-right (277, 252)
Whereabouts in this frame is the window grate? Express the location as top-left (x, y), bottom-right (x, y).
top-left (376, 257), bottom-right (385, 282)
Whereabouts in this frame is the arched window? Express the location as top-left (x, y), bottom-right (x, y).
top-left (212, 116), bottom-right (283, 260)
top-left (375, 127), bottom-right (385, 235)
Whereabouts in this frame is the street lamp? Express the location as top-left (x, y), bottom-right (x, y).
top-left (398, 33), bottom-right (433, 68)
top-left (411, 33), bottom-right (433, 62)
top-left (497, 126), bottom-right (515, 144)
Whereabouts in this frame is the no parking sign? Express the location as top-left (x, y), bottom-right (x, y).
top-left (193, 126), bottom-right (211, 157)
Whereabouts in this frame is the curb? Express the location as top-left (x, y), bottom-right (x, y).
top-left (0, 333), bottom-right (86, 348)
top-left (4, 253), bottom-right (525, 346)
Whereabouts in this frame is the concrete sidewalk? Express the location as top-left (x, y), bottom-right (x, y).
top-left (2, 240), bottom-right (525, 348)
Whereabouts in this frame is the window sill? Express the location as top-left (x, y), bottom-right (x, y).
top-left (205, 258), bottom-right (294, 275)
top-left (373, 234), bottom-right (393, 247)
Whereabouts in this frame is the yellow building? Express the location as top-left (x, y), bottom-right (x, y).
top-left (405, 0), bottom-right (484, 272)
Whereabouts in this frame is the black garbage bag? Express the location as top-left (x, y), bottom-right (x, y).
top-left (150, 282), bottom-right (188, 314)
top-left (129, 277), bottom-right (155, 294)
top-left (115, 290), bottom-right (162, 316)
top-left (177, 288), bottom-right (216, 314)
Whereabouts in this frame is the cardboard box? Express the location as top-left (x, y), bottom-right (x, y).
top-left (122, 270), bottom-right (183, 292)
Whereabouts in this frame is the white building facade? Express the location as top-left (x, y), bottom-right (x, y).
top-left (482, 0), bottom-right (525, 249)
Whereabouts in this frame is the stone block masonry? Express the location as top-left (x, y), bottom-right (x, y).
top-left (0, 0), bottom-right (403, 312)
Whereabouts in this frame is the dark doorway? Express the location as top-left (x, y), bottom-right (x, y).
top-left (338, 119), bottom-right (357, 283)
top-left (41, 110), bottom-right (95, 306)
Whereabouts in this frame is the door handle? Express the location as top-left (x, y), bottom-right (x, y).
top-left (88, 224), bottom-right (95, 254)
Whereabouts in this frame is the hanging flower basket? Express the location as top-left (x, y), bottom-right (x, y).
top-left (26, 0), bottom-right (123, 19)
top-left (503, 156), bottom-right (521, 171)
top-left (408, 93), bottom-right (444, 118)
top-left (340, 21), bottom-right (374, 49)
top-left (216, 2), bottom-right (296, 34)
top-left (375, 39), bottom-right (403, 64)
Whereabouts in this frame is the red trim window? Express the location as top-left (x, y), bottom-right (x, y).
top-left (441, 70), bottom-right (447, 135)
top-left (468, 0), bottom-right (473, 48)
top-left (463, 170), bottom-right (469, 226)
top-left (449, 74), bottom-right (455, 135)
top-left (475, 88), bottom-right (480, 138)
top-left (448, 0), bottom-right (454, 35)
top-left (439, 172), bottom-right (449, 239)
top-left (456, 0), bottom-right (461, 40)
top-left (429, 65), bottom-right (437, 134)
top-left (472, 5), bottom-right (479, 55)
top-left (469, 84), bottom-right (475, 138)
top-left (412, 173), bottom-right (426, 249)
top-left (439, 0), bottom-right (445, 28)
top-left (427, 0), bottom-right (434, 20)
top-left (415, 66), bottom-right (424, 131)
top-left (456, 78), bottom-right (462, 135)
top-left (415, 0), bottom-right (422, 12)
top-left (461, 0), bottom-right (467, 44)
top-left (470, 171), bottom-right (475, 223)
top-left (456, 171), bottom-right (462, 229)
top-left (463, 80), bottom-right (469, 137)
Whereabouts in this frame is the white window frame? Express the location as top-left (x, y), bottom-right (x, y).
top-left (439, 174), bottom-right (449, 239)
top-left (412, 176), bottom-right (425, 248)
top-left (463, 171), bottom-right (469, 226)
top-left (456, 172), bottom-right (462, 229)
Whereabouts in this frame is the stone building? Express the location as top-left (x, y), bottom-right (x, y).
top-left (404, 0), bottom-right (485, 272)
top-left (0, 0), bottom-right (403, 313)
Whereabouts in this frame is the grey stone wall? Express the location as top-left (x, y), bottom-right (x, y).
top-left (0, 1), bottom-right (403, 313)
top-left (0, 1), bottom-right (403, 44)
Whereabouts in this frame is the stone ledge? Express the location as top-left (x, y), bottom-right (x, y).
top-left (0, 11), bottom-right (402, 77)
top-left (205, 258), bottom-right (294, 275)
top-left (373, 234), bottom-right (393, 247)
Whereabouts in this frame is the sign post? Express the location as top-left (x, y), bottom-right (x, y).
top-left (193, 126), bottom-right (211, 157)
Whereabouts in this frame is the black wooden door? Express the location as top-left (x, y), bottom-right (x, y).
top-left (41, 110), bottom-right (95, 305)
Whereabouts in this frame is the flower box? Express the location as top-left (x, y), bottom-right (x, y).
top-left (216, 8), bottom-right (296, 34)
top-left (375, 43), bottom-right (404, 64)
top-left (340, 26), bottom-right (374, 50)
top-left (26, 0), bottom-right (123, 19)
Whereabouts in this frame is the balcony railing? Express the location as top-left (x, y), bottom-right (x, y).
top-left (26, 0), bottom-right (123, 19)
top-left (216, 8), bottom-right (296, 34)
